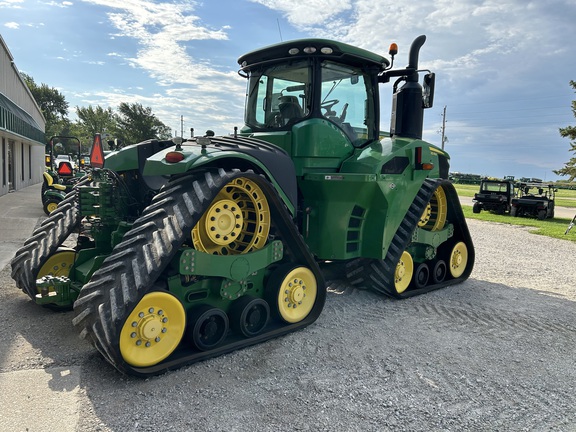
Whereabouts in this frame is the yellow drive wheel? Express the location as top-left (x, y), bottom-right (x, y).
top-left (449, 241), bottom-right (468, 278)
top-left (418, 186), bottom-right (447, 231)
top-left (45, 200), bottom-right (59, 214)
top-left (394, 251), bottom-right (414, 294)
top-left (275, 267), bottom-right (317, 324)
top-left (192, 177), bottom-right (270, 255)
top-left (36, 248), bottom-right (76, 293)
top-left (119, 291), bottom-right (186, 368)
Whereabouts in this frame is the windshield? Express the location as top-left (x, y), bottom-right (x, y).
top-left (320, 61), bottom-right (373, 146)
top-left (244, 59), bottom-right (375, 146)
top-left (480, 181), bottom-right (510, 193)
top-left (245, 60), bottom-right (310, 129)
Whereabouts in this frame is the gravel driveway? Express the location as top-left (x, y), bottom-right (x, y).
top-left (1, 218), bottom-right (575, 431)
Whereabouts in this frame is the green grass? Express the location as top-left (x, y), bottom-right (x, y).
top-left (461, 205), bottom-right (576, 242)
top-left (453, 184), bottom-right (576, 208)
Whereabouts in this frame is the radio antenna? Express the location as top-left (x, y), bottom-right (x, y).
top-left (277, 18), bottom-right (283, 41)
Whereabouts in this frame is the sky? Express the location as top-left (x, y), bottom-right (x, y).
top-left (1, 0), bottom-right (576, 181)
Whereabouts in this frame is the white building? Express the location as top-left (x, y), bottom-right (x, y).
top-left (0, 34), bottom-right (46, 197)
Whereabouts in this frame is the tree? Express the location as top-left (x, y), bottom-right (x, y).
top-left (21, 72), bottom-right (70, 140)
top-left (73, 105), bottom-right (117, 149)
top-left (554, 80), bottom-right (576, 181)
top-left (115, 102), bottom-right (171, 145)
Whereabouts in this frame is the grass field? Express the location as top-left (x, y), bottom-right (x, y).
top-left (461, 206), bottom-right (576, 242)
top-left (452, 183), bottom-right (576, 242)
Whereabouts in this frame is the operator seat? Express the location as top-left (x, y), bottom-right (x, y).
top-left (278, 96), bottom-right (303, 125)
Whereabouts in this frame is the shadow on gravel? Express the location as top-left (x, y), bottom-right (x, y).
top-left (2, 271), bottom-right (576, 431)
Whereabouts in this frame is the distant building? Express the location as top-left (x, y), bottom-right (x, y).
top-left (0, 34), bottom-right (46, 197)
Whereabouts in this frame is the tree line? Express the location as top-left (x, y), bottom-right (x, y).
top-left (554, 80), bottom-right (576, 181)
top-left (22, 73), bottom-right (171, 152)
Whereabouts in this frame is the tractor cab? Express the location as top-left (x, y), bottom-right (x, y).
top-left (239, 39), bottom-right (386, 149)
top-left (238, 37), bottom-right (435, 175)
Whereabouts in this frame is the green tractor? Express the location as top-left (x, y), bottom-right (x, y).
top-left (11, 35), bottom-right (474, 376)
top-left (42, 136), bottom-right (89, 215)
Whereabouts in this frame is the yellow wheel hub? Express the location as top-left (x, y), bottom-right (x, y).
top-left (277, 267), bottom-right (317, 324)
top-left (192, 177), bottom-right (270, 255)
top-left (394, 251), bottom-right (414, 294)
top-left (449, 241), bottom-right (468, 278)
top-left (37, 249), bottom-right (75, 293)
top-left (419, 186), bottom-right (447, 231)
top-left (46, 202), bottom-right (59, 214)
top-left (204, 198), bottom-right (243, 245)
top-left (119, 291), bottom-right (186, 368)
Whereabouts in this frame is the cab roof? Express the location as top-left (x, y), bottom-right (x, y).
top-left (238, 38), bottom-right (390, 72)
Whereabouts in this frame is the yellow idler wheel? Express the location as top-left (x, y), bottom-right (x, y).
top-left (449, 241), bottom-right (468, 278)
top-left (394, 251), bottom-right (414, 294)
top-left (192, 177), bottom-right (270, 255)
top-left (276, 267), bottom-right (317, 324)
top-left (37, 248), bottom-right (76, 293)
top-left (119, 291), bottom-right (186, 368)
top-left (418, 186), bottom-right (447, 231)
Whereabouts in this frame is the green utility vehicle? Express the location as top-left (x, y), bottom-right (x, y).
top-left (473, 178), bottom-right (516, 215)
top-left (12, 35), bottom-right (474, 376)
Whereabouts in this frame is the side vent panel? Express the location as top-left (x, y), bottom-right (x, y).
top-left (346, 205), bottom-right (365, 253)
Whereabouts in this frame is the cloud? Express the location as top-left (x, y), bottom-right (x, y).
top-left (0, 0), bottom-right (24, 8)
top-left (81, 1), bottom-right (231, 84)
top-left (250, 0), bottom-right (352, 27)
top-left (4, 22), bottom-right (20, 29)
top-left (74, 0), bottom-right (244, 133)
top-left (44, 1), bottom-right (73, 7)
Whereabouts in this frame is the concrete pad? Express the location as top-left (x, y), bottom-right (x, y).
top-left (0, 367), bottom-right (80, 431)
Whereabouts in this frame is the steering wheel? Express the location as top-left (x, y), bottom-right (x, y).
top-left (320, 99), bottom-right (339, 116)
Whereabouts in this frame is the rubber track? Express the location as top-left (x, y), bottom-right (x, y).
top-left (72, 168), bottom-right (325, 376)
top-left (11, 176), bottom-right (90, 300)
top-left (345, 178), bottom-right (474, 299)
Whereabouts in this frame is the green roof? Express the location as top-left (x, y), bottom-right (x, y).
top-left (238, 38), bottom-right (390, 71)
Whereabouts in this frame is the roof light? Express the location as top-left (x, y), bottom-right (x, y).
top-left (320, 47), bottom-right (333, 54)
top-left (288, 48), bottom-right (300, 55)
top-left (303, 46), bottom-right (316, 54)
top-left (389, 43), bottom-right (398, 57)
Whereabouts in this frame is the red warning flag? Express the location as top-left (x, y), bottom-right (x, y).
top-left (90, 134), bottom-right (105, 169)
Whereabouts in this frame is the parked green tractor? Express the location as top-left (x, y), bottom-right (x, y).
top-left (42, 136), bottom-right (88, 215)
top-left (12, 35), bottom-right (474, 376)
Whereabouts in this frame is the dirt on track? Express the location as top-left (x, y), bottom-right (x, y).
top-left (1, 218), bottom-right (576, 431)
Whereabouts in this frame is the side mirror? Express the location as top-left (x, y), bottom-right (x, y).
top-left (422, 72), bottom-right (435, 108)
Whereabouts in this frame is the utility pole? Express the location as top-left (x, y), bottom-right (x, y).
top-left (440, 105), bottom-right (447, 150)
